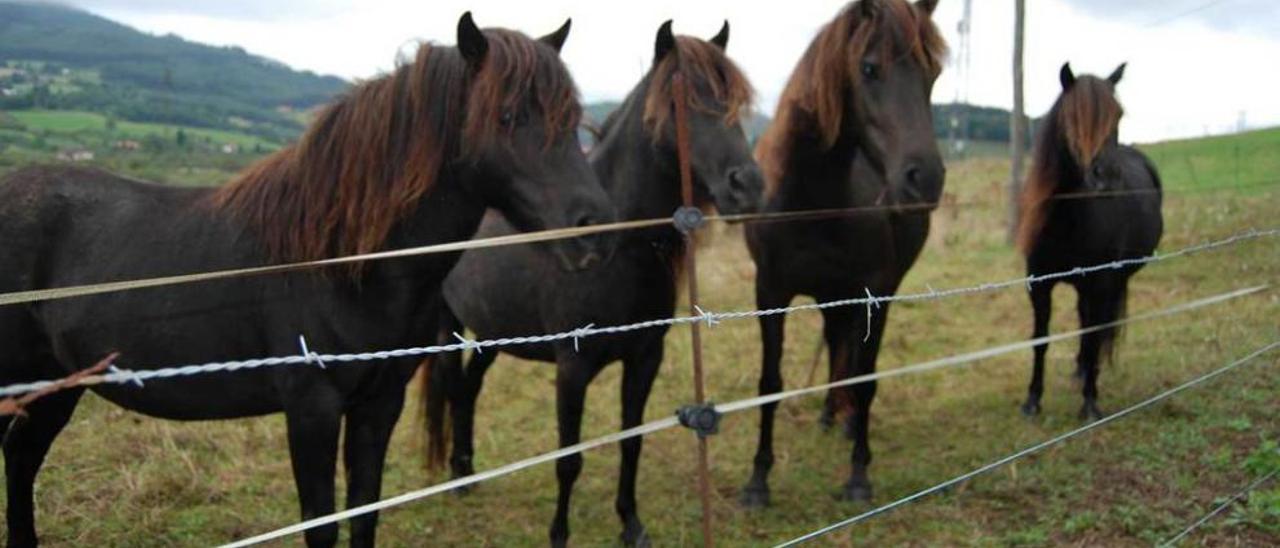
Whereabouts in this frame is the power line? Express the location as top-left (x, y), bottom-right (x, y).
top-left (1145, 0), bottom-right (1233, 28)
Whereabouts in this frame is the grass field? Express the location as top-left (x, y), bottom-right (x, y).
top-left (6, 110), bottom-right (278, 149)
top-left (2, 131), bottom-right (1277, 546)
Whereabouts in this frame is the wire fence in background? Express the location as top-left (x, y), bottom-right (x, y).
top-left (219, 284), bottom-right (1269, 546)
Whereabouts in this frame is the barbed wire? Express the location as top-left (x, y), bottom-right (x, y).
top-left (3, 178), bottom-right (1277, 307)
top-left (775, 340), bottom-right (1280, 547)
top-left (0, 227), bottom-right (1273, 401)
top-left (220, 285), bottom-right (1268, 546)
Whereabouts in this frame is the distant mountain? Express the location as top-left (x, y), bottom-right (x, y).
top-left (0, 1), bottom-right (348, 141)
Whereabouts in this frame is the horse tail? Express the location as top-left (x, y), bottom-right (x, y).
top-left (421, 306), bottom-right (461, 472)
top-left (1099, 284), bottom-right (1128, 370)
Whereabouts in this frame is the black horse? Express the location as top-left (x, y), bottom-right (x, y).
top-left (1017, 62), bottom-right (1163, 421)
top-left (421, 21), bottom-right (761, 547)
top-left (740, 0), bottom-right (947, 507)
top-left (0, 14), bottom-right (613, 548)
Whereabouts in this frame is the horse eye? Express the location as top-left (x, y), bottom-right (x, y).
top-left (861, 62), bottom-right (880, 80)
top-left (1092, 164), bottom-right (1104, 178)
top-left (499, 110), bottom-right (515, 126)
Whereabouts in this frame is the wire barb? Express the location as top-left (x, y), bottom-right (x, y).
top-left (451, 332), bottom-right (482, 354)
top-left (570, 323), bottom-right (595, 352)
top-left (297, 335), bottom-right (327, 369)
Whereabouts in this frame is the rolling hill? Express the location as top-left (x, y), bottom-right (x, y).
top-left (0, 1), bottom-right (348, 140)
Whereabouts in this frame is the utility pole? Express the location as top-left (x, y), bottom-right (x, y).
top-left (1008, 0), bottom-right (1027, 245)
top-left (949, 0), bottom-right (974, 156)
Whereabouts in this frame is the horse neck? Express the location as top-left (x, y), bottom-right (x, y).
top-left (375, 171), bottom-right (487, 286)
top-left (772, 121), bottom-right (865, 210)
top-left (591, 80), bottom-right (684, 224)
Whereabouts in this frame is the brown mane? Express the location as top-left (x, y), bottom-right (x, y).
top-left (756, 0), bottom-right (946, 196)
top-left (642, 36), bottom-right (754, 139)
top-left (1016, 75), bottom-right (1124, 254)
top-left (209, 29), bottom-right (580, 273)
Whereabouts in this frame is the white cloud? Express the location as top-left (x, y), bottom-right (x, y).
top-left (72, 0), bottom-right (1280, 142)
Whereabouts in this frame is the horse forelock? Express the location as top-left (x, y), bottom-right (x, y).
top-left (1016, 76), bottom-right (1124, 255)
top-left (1059, 76), bottom-right (1123, 169)
top-left (642, 36), bottom-right (755, 141)
top-left (465, 29), bottom-right (582, 151)
top-left (757, 0), bottom-right (946, 197)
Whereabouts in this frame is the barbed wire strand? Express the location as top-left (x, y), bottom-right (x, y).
top-left (3, 178), bottom-right (1277, 307)
top-left (0, 228), bottom-right (1273, 401)
top-left (220, 284), bottom-right (1267, 547)
top-left (774, 340), bottom-right (1280, 547)
top-left (1159, 467), bottom-right (1280, 547)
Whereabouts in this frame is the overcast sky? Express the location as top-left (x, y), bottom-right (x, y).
top-left (67, 0), bottom-right (1280, 143)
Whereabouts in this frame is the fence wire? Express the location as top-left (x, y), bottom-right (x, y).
top-left (1159, 467), bottom-right (1280, 547)
top-left (221, 284), bottom-right (1267, 546)
top-left (775, 340), bottom-right (1280, 547)
top-left (1, 227), bottom-right (1273, 401)
top-left (2, 178), bottom-right (1277, 308)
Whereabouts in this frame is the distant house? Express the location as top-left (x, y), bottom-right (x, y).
top-left (0, 88), bottom-right (16, 97)
top-left (56, 149), bottom-right (95, 162)
top-left (114, 140), bottom-right (142, 151)
top-left (221, 143), bottom-right (240, 154)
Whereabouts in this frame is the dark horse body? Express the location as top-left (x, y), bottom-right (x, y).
top-left (740, 0), bottom-right (947, 507)
top-left (0, 14), bottom-right (613, 547)
top-left (422, 22), bottom-right (761, 547)
top-left (1018, 63), bottom-right (1163, 421)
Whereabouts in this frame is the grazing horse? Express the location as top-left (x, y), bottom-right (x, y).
top-left (1018, 62), bottom-right (1162, 421)
top-left (0, 13), bottom-right (612, 548)
top-left (421, 21), bottom-right (761, 547)
top-left (740, 0), bottom-right (947, 507)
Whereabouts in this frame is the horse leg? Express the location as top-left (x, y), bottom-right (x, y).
top-left (1078, 283), bottom-right (1120, 422)
top-left (549, 353), bottom-right (594, 548)
top-left (3, 387), bottom-right (82, 548)
top-left (283, 385), bottom-right (344, 548)
top-left (343, 372), bottom-right (412, 548)
top-left (830, 304), bottom-right (879, 502)
top-left (1022, 281), bottom-right (1054, 416)
top-left (740, 285), bottom-right (791, 509)
top-left (449, 349), bottom-right (498, 487)
top-left (616, 338), bottom-right (661, 548)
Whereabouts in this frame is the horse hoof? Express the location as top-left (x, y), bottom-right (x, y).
top-left (451, 483), bottom-right (473, 497)
top-left (1078, 404), bottom-right (1105, 423)
top-left (620, 524), bottom-right (651, 548)
top-left (818, 410), bottom-right (835, 431)
top-left (739, 486), bottom-right (771, 508)
top-left (837, 480), bottom-right (873, 503)
top-left (1020, 401), bottom-right (1041, 417)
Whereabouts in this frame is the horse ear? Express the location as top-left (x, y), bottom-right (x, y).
top-left (916, 0), bottom-right (939, 15)
top-left (457, 12), bottom-right (488, 69)
top-left (655, 20), bottom-right (676, 64)
top-left (710, 20), bottom-right (730, 50)
top-left (540, 18), bottom-right (572, 54)
top-left (1059, 62), bottom-right (1076, 90)
top-left (1107, 62), bottom-right (1127, 86)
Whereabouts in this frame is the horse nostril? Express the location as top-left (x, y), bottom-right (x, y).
top-left (906, 166), bottom-right (922, 186)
